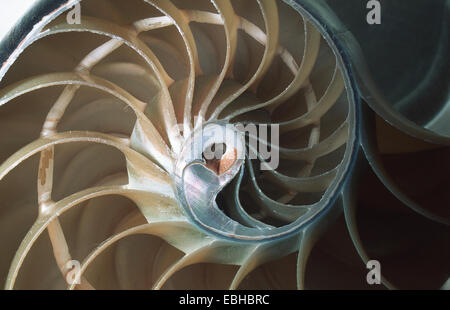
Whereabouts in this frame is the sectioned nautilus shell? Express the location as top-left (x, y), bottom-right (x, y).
top-left (0, 0), bottom-right (448, 290)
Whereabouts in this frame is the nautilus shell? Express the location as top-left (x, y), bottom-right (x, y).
top-left (0, 0), bottom-right (448, 290)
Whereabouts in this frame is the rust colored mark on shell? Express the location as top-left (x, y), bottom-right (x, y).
top-left (219, 148), bottom-right (237, 175)
top-left (204, 148), bottom-right (238, 176)
top-left (39, 149), bottom-right (53, 186)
